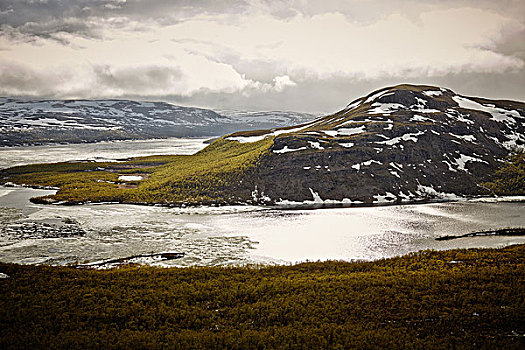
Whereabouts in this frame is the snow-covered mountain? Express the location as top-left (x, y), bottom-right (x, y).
top-left (0, 98), bottom-right (316, 146)
top-left (223, 84), bottom-right (525, 205)
top-left (216, 110), bottom-right (316, 130)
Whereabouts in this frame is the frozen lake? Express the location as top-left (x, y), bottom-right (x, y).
top-left (0, 137), bottom-right (209, 169)
top-left (1, 138), bottom-right (524, 267)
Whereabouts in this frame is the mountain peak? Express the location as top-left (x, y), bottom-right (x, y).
top-left (223, 84), bottom-right (525, 205)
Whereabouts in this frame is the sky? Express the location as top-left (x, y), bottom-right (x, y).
top-left (0, 0), bottom-right (524, 114)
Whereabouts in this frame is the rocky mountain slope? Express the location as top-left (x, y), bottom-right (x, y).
top-left (0, 98), bottom-right (315, 146)
top-left (222, 84), bottom-right (525, 205)
top-left (2, 84), bottom-right (523, 207)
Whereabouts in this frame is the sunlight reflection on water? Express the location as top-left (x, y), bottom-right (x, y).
top-left (1, 138), bottom-right (524, 267)
top-left (1, 186), bottom-right (524, 267)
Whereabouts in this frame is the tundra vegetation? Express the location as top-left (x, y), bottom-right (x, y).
top-left (0, 137), bottom-right (273, 205)
top-left (481, 151), bottom-right (525, 196)
top-left (0, 139), bottom-right (523, 206)
top-left (0, 245), bottom-right (524, 349)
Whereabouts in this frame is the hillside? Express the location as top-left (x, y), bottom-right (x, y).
top-left (227, 84), bottom-right (525, 205)
top-left (0, 98), bottom-right (315, 146)
top-left (1, 84), bottom-right (524, 206)
top-left (1, 245), bottom-right (524, 349)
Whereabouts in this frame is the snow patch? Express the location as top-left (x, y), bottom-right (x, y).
top-left (454, 154), bottom-right (488, 172)
top-left (416, 185), bottom-right (463, 200)
top-left (352, 159), bottom-right (381, 171)
top-left (322, 130), bottom-right (338, 137)
top-left (423, 90), bottom-right (443, 97)
top-left (276, 189), bottom-right (364, 207)
top-left (410, 114), bottom-right (432, 122)
top-left (364, 90), bottom-right (392, 103)
top-left (227, 124), bottom-right (312, 143)
top-left (336, 125), bottom-right (366, 136)
top-left (308, 141), bottom-right (324, 149)
top-left (450, 133), bottom-right (476, 143)
top-left (367, 103), bottom-right (404, 115)
top-left (389, 162), bottom-right (404, 172)
top-left (376, 131), bottom-right (425, 146)
top-left (452, 96), bottom-right (521, 124)
top-left (273, 146), bottom-right (307, 154)
top-left (118, 175), bottom-right (143, 181)
top-left (339, 142), bottom-right (355, 148)
top-left (344, 99), bottom-right (363, 112)
top-left (373, 192), bottom-right (396, 203)
top-left (309, 188), bottom-right (324, 203)
top-left (227, 134), bottom-right (269, 143)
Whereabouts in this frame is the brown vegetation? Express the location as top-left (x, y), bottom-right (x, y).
top-left (1, 245), bottom-right (524, 349)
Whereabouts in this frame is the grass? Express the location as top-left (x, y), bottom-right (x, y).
top-left (0, 244), bottom-right (524, 349)
top-left (481, 151), bottom-right (525, 196)
top-left (0, 137), bottom-right (274, 205)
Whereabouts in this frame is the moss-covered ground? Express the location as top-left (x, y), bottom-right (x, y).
top-left (481, 151), bottom-right (525, 196)
top-left (1, 245), bottom-right (524, 349)
top-left (0, 137), bottom-right (273, 205)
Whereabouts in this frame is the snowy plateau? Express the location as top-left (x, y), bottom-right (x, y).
top-left (0, 98), bottom-right (315, 146)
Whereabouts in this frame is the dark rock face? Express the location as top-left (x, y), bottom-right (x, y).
top-left (229, 84), bottom-right (525, 205)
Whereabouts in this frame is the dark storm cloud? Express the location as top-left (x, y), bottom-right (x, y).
top-left (0, 0), bottom-right (249, 42)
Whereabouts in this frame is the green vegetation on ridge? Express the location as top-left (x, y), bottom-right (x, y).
top-left (0, 245), bottom-right (524, 349)
top-left (481, 151), bottom-right (525, 196)
top-left (0, 137), bottom-right (273, 205)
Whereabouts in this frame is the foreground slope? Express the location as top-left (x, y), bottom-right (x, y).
top-left (1, 245), bottom-right (524, 349)
top-left (1, 84), bottom-right (524, 206)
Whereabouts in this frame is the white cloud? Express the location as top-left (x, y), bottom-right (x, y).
top-left (273, 75), bottom-right (296, 92)
top-left (0, 3), bottom-right (523, 106)
top-left (163, 8), bottom-right (523, 79)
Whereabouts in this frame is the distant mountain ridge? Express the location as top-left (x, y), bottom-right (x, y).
top-left (0, 98), bottom-right (316, 146)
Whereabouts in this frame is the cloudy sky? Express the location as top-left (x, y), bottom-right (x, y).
top-left (0, 0), bottom-right (524, 114)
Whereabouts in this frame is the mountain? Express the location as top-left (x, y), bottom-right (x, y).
top-left (216, 110), bottom-right (316, 130)
top-left (223, 84), bottom-right (524, 205)
top-left (0, 98), bottom-right (316, 146)
top-left (1, 84), bottom-right (524, 206)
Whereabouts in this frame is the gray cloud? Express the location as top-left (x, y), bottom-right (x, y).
top-left (0, 0), bottom-right (523, 113)
top-left (0, 61), bottom-right (65, 96)
top-left (92, 64), bottom-right (184, 96)
top-left (0, 0), bottom-right (249, 42)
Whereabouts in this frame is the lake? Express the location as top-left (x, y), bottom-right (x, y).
top-left (1, 138), bottom-right (524, 267)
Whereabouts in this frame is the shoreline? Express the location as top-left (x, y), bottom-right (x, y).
top-left (3, 181), bottom-right (522, 210)
top-left (436, 228), bottom-right (525, 241)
